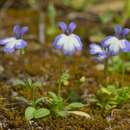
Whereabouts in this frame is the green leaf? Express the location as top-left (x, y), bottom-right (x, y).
top-left (33, 81), bottom-right (42, 88)
top-left (68, 111), bottom-right (90, 118)
top-left (15, 96), bottom-right (30, 104)
top-left (35, 97), bottom-right (47, 105)
top-left (60, 71), bottom-right (70, 84)
top-left (26, 79), bottom-right (33, 87)
top-left (100, 87), bottom-right (112, 95)
top-left (56, 110), bottom-right (67, 117)
top-left (15, 79), bottom-right (26, 86)
top-left (48, 91), bottom-right (57, 99)
top-left (25, 107), bottom-right (36, 120)
top-left (66, 102), bottom-right (84, 110)
top-left (34, 108), bottom-right (50, 119)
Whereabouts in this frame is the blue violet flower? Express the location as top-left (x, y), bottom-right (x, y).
top-left (0, 25), bottom-right (28, 53)
top-left (89, 43), bottom-right (107, 62)
top-left (53, 22), bottom-right (83, 55)
top-left (101, 25), bottom-right (130, 55)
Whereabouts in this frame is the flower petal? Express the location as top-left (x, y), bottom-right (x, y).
top-left (52, 34), bottom-right (63, 49)
top-left (122, 28), bottom-right (130, 37)
top-left (106, 37), bottom-right (124, 55)
top-left (89, 43), bottom-right (104, 55)
top-left (58, 22), bottom-right (67, 32)
top-left (72, 34), bottom-right (82, 51)
top-left (114, 24), bottom-right (122, 36)
top-left (0, 38), bottom-right (14, 45)
top-left (100, 36), bottom-right (113, 47)
top-left (61, 35), bottom-right (76, 55)
top-left (96, 52), bottom-right (107, 61)
top-left (13, 25), bottom-right (21, 34)
top-left (15, 39), bottom-right (27, 49)
top-left (62, 34), bottom-right (82, 55)
top-left (68, 22), bottom-right (76, 33)
top-left (21, 26), bottom-right (29, 36)
top-left (121, 39), bottom-right (130, 52)
top-left (3, 41), bottom-right (16, 53)
top-left (53, 34), bottom-right (82, 55)
top-left (62, 42), bottom-right (75, 55)
top-left (13, 25), bottom-right (21, 37)
top-left (4, 47), bottom-right (15, 53)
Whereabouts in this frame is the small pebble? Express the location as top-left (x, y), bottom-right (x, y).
top-left (95, 64), bottom-right (104, 71)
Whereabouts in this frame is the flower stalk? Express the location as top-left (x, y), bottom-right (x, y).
top-left (121, 63), bottom-right (125, 86)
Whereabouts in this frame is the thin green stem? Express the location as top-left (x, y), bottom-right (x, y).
top-left (58, 80), bottom-right (62, 97)
top-left (32, 86), bottom-right (36, 107)
top-left (104, 59), bottom-right (108, 79)
top-left (121, 64), bottom-right (125, 86)
top-left (57, 57), bottom-right (63, 97)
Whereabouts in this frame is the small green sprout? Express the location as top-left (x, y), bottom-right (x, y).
top-left (25, 91), bottom-right (86, 119)
top-left (79, 76), bottom-right (86, 83)
top-left (15, 78), bottom-right (87, 120)
top-left (108, 55), bottom-right (130, 85)
top-left (25, 107), bottom-right (50, 121)
top-left (90, 85), bottom-right (130, 111)
top-left (57, 71), bottom-right (70, 96)
top-left (59, 70), bottom-right (70, 85)
top-left (15, 78), bottom-right (43, 107)
top-left (45, 91), bottom-right (85, 117)
top-left (15, 78), bottom-right (50, 120)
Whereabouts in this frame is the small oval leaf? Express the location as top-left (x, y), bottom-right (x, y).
top-left (66, 102), bottom-right (84, 110)
top-left (56, 111), bottom-right (67, 117)
top-left (34, 108), bottom-right (50, 119)
top-left (68, 111), bottom-right (90, 118)
top-left (25, 107), bottom-right (36, 121)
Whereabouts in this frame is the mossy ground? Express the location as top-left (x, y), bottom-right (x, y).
top-left (0, 44), bottom-right (129, 130)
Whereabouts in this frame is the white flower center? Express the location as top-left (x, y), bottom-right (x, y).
top-left (5, 37), bottom-right (22, 48)
top-left (57, 34), bottom-right (81, 53)
top-left (107, 37), bottom-right (125, 53)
